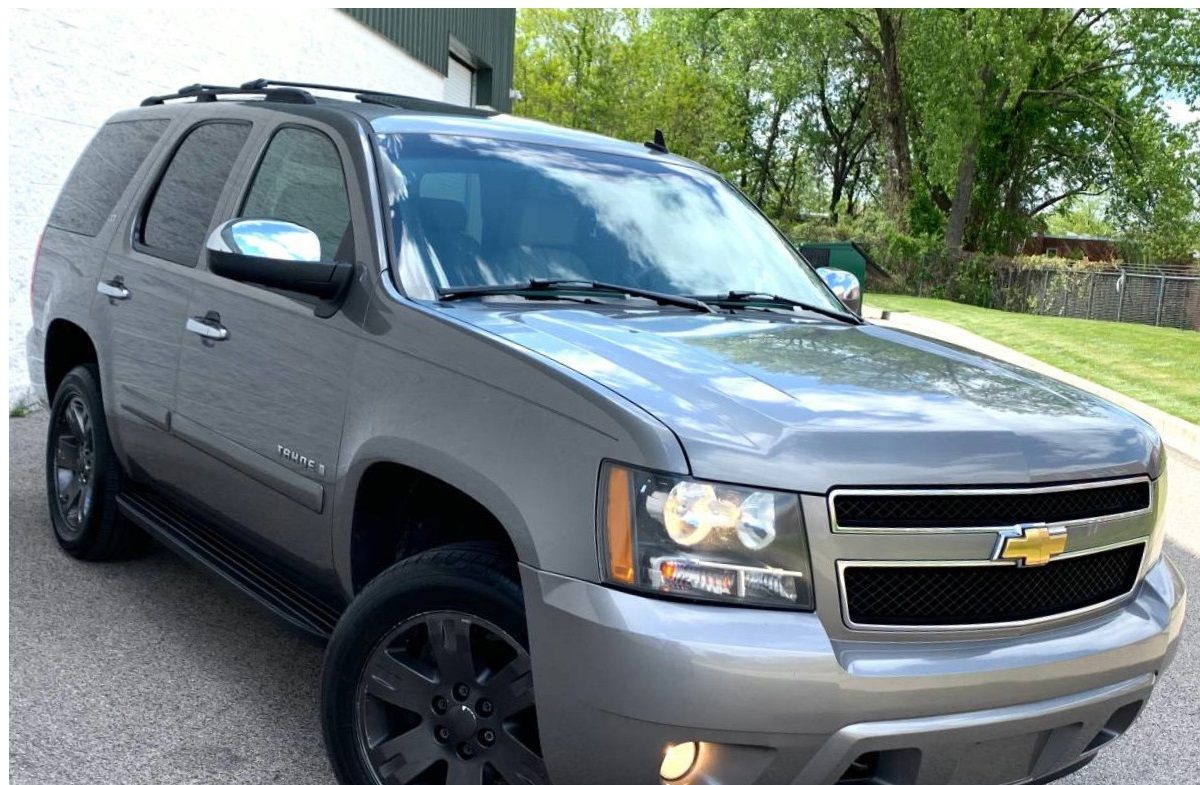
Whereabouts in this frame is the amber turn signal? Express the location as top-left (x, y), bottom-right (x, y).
top-left (603, 465), bottom-right (636, 584)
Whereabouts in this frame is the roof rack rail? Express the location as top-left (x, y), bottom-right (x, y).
top-left (140, 83), bottom-right (316, 107)
top-left (239, 78), bottom-right (492, 114)
top-left (240, 78), bottom-right (426, 105)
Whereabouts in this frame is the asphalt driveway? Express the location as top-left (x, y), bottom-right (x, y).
top-left (9, 410), bottom-right (1199, 784)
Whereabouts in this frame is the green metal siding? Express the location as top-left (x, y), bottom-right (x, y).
top-left (342, 8), bottom-right (515, 111)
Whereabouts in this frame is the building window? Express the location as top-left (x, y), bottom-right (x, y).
top-left (445, 55), bottom-right (476, 107)
top-left (1046, 247), bottom-right (1058, 258)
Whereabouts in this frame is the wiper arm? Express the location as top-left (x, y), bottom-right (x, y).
top-left (707, 290), bottom-right (862, 325)
top-left (440, 279), bottom-right (716, 314)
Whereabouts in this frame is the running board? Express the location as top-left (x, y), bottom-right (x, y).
top-left (118, 489), bottom-right (341, 639)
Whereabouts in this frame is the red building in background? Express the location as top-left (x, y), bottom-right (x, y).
top-left (1022, 232), bottom-right (1122, 260)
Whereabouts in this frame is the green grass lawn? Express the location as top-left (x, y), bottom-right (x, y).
top-left (865, 293), bottom-right (1200, 425)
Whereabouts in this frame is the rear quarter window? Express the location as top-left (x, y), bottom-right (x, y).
top-left (47, 119), bottom-right (169, 237)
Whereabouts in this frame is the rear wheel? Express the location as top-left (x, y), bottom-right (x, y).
top-left (323, 546), bottom-right (550, 785)
top-left (45, 364), bottom-right (143, 560)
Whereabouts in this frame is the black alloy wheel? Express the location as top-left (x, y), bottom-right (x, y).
top-left (51, 391), bottom-right (97, 537)
top-left (323, 545), bottom-right (550, 785)
top-left (45, 364), bottom-right (143, 560)
top-left (356, 611), bottom-right (546, 785)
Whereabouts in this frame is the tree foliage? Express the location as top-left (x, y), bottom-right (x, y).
top-left (513, 8), bottom-right (1200, 262)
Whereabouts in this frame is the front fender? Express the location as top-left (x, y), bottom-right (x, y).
top-left (331, 294), bottom-right (691, 601)
top-left (332, 433), bottom-right (538, 598)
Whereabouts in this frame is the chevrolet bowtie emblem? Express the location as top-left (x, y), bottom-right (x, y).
top-left (996, 525), bottom-right (1068, 567)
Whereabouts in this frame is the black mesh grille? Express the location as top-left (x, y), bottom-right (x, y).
top-left (834, 481), bottom-right (1149, 529)
top-left (843, 544), bottom-right (1144, 626)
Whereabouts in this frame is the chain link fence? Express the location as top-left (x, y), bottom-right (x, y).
top-left (991, 265), bottom-right (1200, 331)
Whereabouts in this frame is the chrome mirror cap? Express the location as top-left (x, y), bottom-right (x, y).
top-left (206, 218), bottom-right (322, 263)
top-left (816, 267), bottom-right (862, 315)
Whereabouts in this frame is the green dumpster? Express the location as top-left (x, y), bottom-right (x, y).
top-left (796, 241), bottom-right (889, 294)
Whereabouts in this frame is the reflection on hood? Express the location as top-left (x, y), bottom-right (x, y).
top-left (446, 304), bottom-right (1162, 492)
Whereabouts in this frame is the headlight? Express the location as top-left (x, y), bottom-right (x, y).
top-left (600, 463), bottom-right (813, 609)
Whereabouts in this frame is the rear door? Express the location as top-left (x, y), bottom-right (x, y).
top-left (95, 116), bottom-right (255, 486)
top-left (172, 119), bottom-right (366, 579)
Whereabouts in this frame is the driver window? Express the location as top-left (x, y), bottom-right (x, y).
top-left (241, 127), bottom-right (353, 261)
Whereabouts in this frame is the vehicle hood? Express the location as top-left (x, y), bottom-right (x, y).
top-left (446, 304), bottom-right (1163, 492)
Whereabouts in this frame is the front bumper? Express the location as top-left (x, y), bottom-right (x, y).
top-left (521, 555), bottom-right (1185, 785)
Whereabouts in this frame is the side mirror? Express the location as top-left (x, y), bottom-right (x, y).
top-left (206, 219), bottom-right (353, 300)
top-left (816, 267), bottom-right (862, 315)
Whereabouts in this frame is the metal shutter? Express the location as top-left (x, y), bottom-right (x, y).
top-left (445, 57), bottom-right (475, 106)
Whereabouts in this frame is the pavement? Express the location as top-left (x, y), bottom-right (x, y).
top-left (9, 409), bottom-right (1199, 785)
top-left (9, 411), bottom-right (332, 784)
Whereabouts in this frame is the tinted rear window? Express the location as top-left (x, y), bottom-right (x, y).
top-left (47, 119), bottom-right (169, 237)
top-left (141, 121), bottom-right (252, 264)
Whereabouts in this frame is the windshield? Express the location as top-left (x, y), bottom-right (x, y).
top-left (377, 133), bottom-right (844, 312)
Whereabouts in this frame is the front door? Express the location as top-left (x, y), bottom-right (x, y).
top-left (172, 122), bottom-right (364, 581)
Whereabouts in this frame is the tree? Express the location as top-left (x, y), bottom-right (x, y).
top-left (892, 8), bottom-right (1200, 254)
top-left (1046, 195), bottom-right (1115, 238)
top-left (512, 8), bottom-right (1200, 260)
top-left (1107, 113), bottom-right (1200, 262)
top-left (844, 9), bottom-right (912, 224)
top-left (799, 19), bottom-right (877, 222)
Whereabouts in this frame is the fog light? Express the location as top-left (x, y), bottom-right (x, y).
top-left (660, 741), bottom-right (699, 781)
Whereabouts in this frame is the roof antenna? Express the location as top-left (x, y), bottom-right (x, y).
top-left (644, 128), bottom-right (669, 154)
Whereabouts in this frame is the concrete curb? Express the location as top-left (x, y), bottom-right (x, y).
top-left (863, 305), bottom-right (1200, 463)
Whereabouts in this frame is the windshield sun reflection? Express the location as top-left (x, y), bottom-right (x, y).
top-left (378, 133), bottom-right (845, 314)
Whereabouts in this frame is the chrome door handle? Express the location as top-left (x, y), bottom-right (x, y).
top-left (186, 315), bottom-right (228, 341)
top-left (97, 279), bottom-right (130, 300)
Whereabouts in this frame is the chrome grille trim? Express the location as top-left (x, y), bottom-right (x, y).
top-left (828, 476), bottom-right (1153, 534)
top-left (835, 536), bottom-right (1150, 631)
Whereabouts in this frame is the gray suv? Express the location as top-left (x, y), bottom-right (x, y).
top-left (28, 80), bottom-right (1185, 785)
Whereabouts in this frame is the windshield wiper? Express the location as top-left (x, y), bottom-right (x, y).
top-left (701, 290), bottom-right (862, 325)
top-left (439, 279), bottom-right (716, 314)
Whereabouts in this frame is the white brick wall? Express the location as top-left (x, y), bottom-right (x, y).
top-left (9, 8), bottom-right (448, 406)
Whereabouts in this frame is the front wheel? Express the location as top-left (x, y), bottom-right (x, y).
top-left (322, 545), bottom-right (550, 785)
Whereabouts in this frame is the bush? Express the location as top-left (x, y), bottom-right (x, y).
top-left (786, 216), bottom-right (995, 306)
top-left (777, 213), bottom-right (1194, 309)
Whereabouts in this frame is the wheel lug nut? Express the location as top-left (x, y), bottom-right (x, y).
top-left (453, 683), bottom-right (470, 701)
top-left (477, 698), bottom-right (493, 717)
top-left (434, 726), bottom-right (450, 742)
top-left (459, 743), bottom-right (475, 759)
top-left (432, 695), bottom-right (448, 714)
top-left (478, 728), bottom-right (495, 746)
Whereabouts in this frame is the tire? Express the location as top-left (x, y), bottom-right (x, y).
top-left (322, 545), bottom-right (550, 785)
top-left (45, 363), bottom-right (144, 560)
